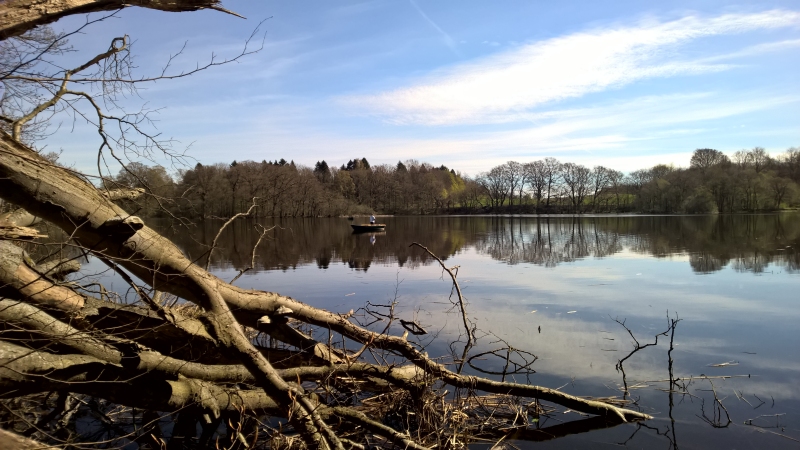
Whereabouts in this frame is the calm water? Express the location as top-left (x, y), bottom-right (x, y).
top-left (116, 214), bottom-right (800, 448)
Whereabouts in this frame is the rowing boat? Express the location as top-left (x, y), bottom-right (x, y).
top-left (351, 224), bottom-right (386, 232)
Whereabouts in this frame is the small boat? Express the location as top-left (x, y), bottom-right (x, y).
top-left (351, 223), bottom-right (386, 232)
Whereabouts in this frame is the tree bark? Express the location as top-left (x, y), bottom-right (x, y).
top-left (0, 428), bottom-right (60, 450)
top-left (0, 241), bottom-right (85, 311)
top-left (0, 0), bottom-right (239, 40)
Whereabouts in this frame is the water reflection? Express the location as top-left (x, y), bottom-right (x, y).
top-left (127, 214), bottom-right (800, 448)
top-left (157, 214), bottom-right (800, 275)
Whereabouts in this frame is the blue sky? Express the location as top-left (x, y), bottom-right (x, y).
top-left (49, 0), bottom-right (800, 176)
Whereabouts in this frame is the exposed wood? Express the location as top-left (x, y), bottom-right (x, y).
top-left (0, 428), bottom-right (59, 450)
top-left (0, 241), bottom-right (85, 311)
top-left (103, 187), bottom-right (146, 201)
top-left (0, 0), bottom-right (242, 40)
top-left (0, 208), bottom-right (41, 227)
top-left (0, 225), bottom-right (46, 240)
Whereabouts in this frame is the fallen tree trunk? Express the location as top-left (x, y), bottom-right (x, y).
top-left (0, 241), bottom-right (85, 311)
top-left (0, 130), bottom-right (651, 420)
top-left (0, 129), bottom-right (651, 448)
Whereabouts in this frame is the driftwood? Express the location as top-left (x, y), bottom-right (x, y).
top-left (0, 225), bottom-right (46, 240)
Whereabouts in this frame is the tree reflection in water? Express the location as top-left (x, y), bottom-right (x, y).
top-left (138, 214), bottom-right (800, 448)
top-left (160, 214), bottom-right (800, 275)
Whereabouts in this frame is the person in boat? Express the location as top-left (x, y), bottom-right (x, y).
top-left (369, 214), bottom-right (376, 224)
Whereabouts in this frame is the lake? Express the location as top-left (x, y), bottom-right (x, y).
top-left (111, 214), bottom-right (800, 448)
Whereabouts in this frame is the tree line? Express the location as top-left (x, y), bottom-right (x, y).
top-left (110, 157), bottom-right (466, 218)
top-left (472, 147), bottom-right (800, 213)
top-left (106, 146), bottom-right (800, 218)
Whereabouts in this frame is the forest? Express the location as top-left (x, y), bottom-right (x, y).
top-left (96, 146), bottom-right (800, 219)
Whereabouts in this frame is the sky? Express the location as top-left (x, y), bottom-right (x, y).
top-left (45, 0), bottom-right (800, 176)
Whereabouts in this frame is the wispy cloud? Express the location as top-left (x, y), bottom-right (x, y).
top-left (703, 38), bottom-right (800, 62)
top-left (341, 10), bottom-right (800, 125)
top-left (408, 0), bottom-right (459, 55)
top-left (186, 89), bottom-right (797, 176)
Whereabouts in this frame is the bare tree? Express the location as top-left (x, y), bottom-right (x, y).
top-left (561, 162), bottom-right (592, 212)
top-left (607, 168), bottom-right (625, 209)
top-left (690, 148), bottom-right (729, 174)
top-left (503, 161), bottom-right (525, 206)
top-left (782, 147), bottom-right (800, 182)
top-left (748, 147), bottom-right (770, 173)
top-left (524, 160), bottom-right (547, 208)
top-left (590, 165), bottom-right (612, 210)
top-left (542, 157), bottom-right (562, 208)
top-left (477, 164), bottom-right (512, 208)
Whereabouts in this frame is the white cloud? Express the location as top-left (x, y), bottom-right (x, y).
top-left (340, 10), bottom-right (800, 125)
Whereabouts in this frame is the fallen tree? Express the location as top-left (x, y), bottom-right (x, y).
top-left (0, 2), bottom-right (651, 448)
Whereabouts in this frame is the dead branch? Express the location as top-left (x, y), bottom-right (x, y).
top-left (328, 406), bottom-right (432, 450)
top-left (410, 242), bottom-right (473, 345)
top-left (612, 314), bottom-right (677, 398)
top-left (32, 258), bottom-right (80, 279)
top-left (0, 241), bottom-right (85, 311)
top-left (696, 378), bottom-right (731, 428)
top-left (0, 225), bottom-right (46, 240)
top-left (0, 427), bottom-right (59, 449)
top-left (102, 187), bottom-right (145, 201)
top-left (0, 0), bottom-right (243, 40)
top-left (206, 198), bottom-right (259, 271)
top-left (231, 223), bottom-right (273, 283)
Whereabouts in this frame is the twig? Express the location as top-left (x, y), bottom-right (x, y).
top-left (230, 224), bottom-right (274, 283)
top-left (410, 242), bottom-right (473, 346)
top-left (206, 198), bottom-right (258, 271)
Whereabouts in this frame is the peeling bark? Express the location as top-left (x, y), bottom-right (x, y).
top-left (102, 187), bottom-right (146, 201)
top-left (0, 208), bottom-right (41, 227)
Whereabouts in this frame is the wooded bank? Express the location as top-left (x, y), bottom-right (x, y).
top-left (70, 147), bottom-right (800, 220)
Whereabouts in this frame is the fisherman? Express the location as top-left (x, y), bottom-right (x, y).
top-left (369, 214), bottom-right (376, 224)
